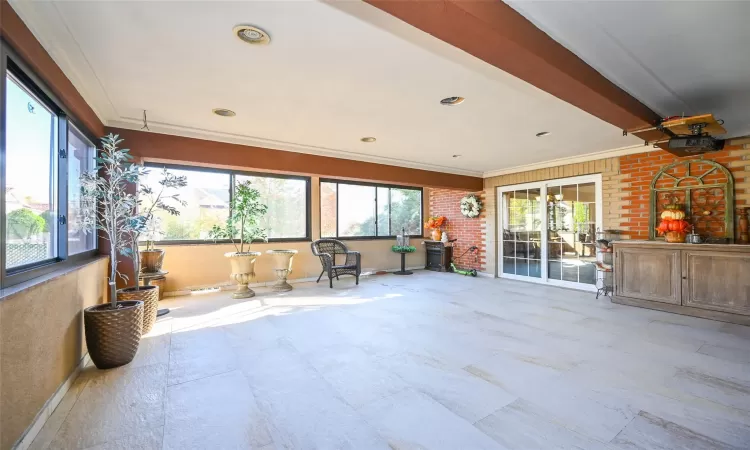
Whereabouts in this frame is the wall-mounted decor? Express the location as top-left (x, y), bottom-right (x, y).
top-left (649, 159), bottom-right (734, 242)
top-left (460, 194), bottom-right (482, 218)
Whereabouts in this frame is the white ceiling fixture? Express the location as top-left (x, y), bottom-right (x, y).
top-left (212, 108), bottom-right (236, 117)
top-left (508, 1), bottom-right (750, 138)
top-left (233, 24), bottom-right (270, 46)
top-left (440, 96), bottom-right (465, 106)
top-left (10, 0), bottom-right (643, 177)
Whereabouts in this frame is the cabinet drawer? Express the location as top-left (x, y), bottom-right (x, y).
top-left (683, 250), bottom-right (750, 315)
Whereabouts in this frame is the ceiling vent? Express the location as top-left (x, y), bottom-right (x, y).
top-left (233, 25), bottom-right (270, 45)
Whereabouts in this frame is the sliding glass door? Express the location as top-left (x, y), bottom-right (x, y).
top-left (498, 175), bottom-right (602, 291)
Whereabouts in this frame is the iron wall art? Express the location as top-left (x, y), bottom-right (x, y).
top-left (649, 159), bottom-right (734, 241)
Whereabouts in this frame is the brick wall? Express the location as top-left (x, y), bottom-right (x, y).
top-left (480, 138), bottom-right (750, 275)
top-left (428, 188), bottom-right (486, 271)
top-left (620, 145), bottom-right (750, 239)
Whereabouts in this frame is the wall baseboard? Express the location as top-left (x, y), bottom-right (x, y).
top-left (476, 271), bottom-right (496, 278)
top-left (13, 353), bottom-right (90, 450)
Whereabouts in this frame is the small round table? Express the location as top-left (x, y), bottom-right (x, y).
top-left (393, 251), bottom-right (413, 275)
top-left (266, 250), bottom-right (298, 292)
top-left (139, 271), bottom-right (169, 317)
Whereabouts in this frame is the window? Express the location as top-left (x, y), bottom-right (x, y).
top-left (234, 174), bottom-right (308, 239)
top-left (141, 167), bottom-right (231, 241)
top-left (4, 70), bottom-right (59, 270)
top-left (320, 180), bottom-right (422, 239)
top-left (67, 125), bottom-right (96, 254)
top-left (141, 164), bottom-right (310, 243)
top-left (1, 47), bottom-right (98, 287)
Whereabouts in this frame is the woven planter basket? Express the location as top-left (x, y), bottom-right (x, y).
top-left (84, 301), bottom-right (143, 370)
top-left (118, 286), bottom-right (159, 334)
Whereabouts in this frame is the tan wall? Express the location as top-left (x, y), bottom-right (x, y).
top-left (483, 158), bottom-right (623, 276)
top-left (0, 258), bottom-right (108, 450)
top-left (157, 239), bottom-right (426, 292)
top-left (153, 176), bottom-right (429, 293)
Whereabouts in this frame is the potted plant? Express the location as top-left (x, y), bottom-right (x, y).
top-left (137, 168), bottom-right (187, 274)
top-left (115, 168), bottom-right (187, 333)
top-left (208, 180), bottom-right (268, 298)
top-left (79, 134), bottom-right (145, 369)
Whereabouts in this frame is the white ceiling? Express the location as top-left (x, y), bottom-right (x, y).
top-left (10, 0), bottom-right (644, 178)
top-left (508, 0), bottom-right (750, 139)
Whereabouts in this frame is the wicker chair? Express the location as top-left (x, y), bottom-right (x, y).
top-left (311, 239), bottom-right (361, 288)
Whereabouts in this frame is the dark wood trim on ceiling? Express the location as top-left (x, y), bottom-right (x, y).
top-left (0, 0), bottom-right (105, 137)
top-left (363, 0), bottom-right (664, 143)
top-left (108, 127), bottom-right (484, 191)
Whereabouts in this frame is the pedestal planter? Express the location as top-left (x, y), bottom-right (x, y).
top-left (84, 301), bottom-right (143, 370)
top-left (117, 285), bottom-right (160, 334)
top-left (226, 252), bottom-right (261, 298)
top-left (140, 249), bottom-right (165, 273)
top-left (266, 249), bottom-right (298, 292)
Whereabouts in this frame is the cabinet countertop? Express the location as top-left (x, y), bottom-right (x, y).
top-left (613, 240), bottom-right (750, 252)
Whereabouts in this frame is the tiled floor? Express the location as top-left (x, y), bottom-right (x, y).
top-left (30, 271), bottom-right (750, 449)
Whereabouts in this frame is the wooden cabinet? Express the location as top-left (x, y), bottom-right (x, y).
top-left (613, 241), bottom-right (750, 325)
top-left (615, 246), bottom-right (681, 305)
top-left (682, 250), bottom-right (750, 315)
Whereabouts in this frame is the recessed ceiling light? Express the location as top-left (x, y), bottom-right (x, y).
top-left (212, 108), bottom-right (236, 117)
top-left (440, 96), bottom-right (465, 106)
top-left (536, 131), bottom-right (551, 137)
top-left (452, 154), bottom-right (462, 158)
top-left (233, 25), bottom-right (271, 45)
top-left (361, 137), bottom-right (376, 143)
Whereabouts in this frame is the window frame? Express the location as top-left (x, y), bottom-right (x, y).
top-left (0, 40), bottom-right (99, 288)
top-left (142, 162), bottom-right (312, 245)
top-left (319, 178), bottom-right (424, 240)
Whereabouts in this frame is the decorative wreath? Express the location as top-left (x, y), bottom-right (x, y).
top-left (460, 194), bottom-right (482, 218)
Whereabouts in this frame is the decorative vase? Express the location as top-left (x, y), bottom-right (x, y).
top-left (441, 231), bottom-right (449, 243)
top-left (738, 208), bottom-right (749, 244)
top-left (140, 249), bottom-right (165, 273)
top-left (266, 249), bottom-right (298, 292)
top-left (226, 252), bottom-right (261, 298)
top-left (117, 285), bottom-right (159, 334)
top-left (665, 231), bottom-right (687, 243)
top-left (84, 300), bottom-right (143, 370)
top-left (431, 229), bottom-right (442, 241)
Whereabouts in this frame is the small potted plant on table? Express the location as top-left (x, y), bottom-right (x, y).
top-left (209, 180), bottom-right (268, 298)
top-left (79, 134), bottom-right (145, 369)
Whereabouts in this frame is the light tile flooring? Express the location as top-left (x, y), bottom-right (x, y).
top-left (30, 271), bottom-right (750, 449)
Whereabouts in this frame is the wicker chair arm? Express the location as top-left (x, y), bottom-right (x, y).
top-left (345, 251), bottom-right (360, 267)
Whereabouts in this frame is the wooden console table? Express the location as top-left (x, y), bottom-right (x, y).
top-left (612, 240), bottom-right (750, 325)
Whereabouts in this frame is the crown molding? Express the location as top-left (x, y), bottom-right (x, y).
top-left (482, 143), bottom-right (650, 178)
top-left (108, 118), bottom-right (484, 177)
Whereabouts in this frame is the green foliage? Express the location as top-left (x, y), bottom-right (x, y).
top-left (138, 168), bottom-right (188, 253)
top-left (208, 180), bottom-right (268, 253)
top-left (391, 245), bottom-right (416, 253)
top-left (7, 208), bottom-right (45, 241)
top-left (79, 134), bottom-right (146, 302)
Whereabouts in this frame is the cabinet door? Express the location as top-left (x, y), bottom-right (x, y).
top-left (683, 250), bottom-right (750, 315)
top-left (615, 246), bottom-right (681, 304)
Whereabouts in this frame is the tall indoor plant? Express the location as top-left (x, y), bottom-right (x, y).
top-left (79, 134), bottom-right (145, 369)
top-left (117, 168), bottom-right (187, 333)
top-left (209, 180), bottom-right (268, 298)
top-left (136, 168), bottom-right (187, 274)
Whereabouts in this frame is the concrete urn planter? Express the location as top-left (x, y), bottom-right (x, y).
top-left (266, 249), bottom-right (298, 292)
top-left (226, 251), bottom-right (261, 298)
